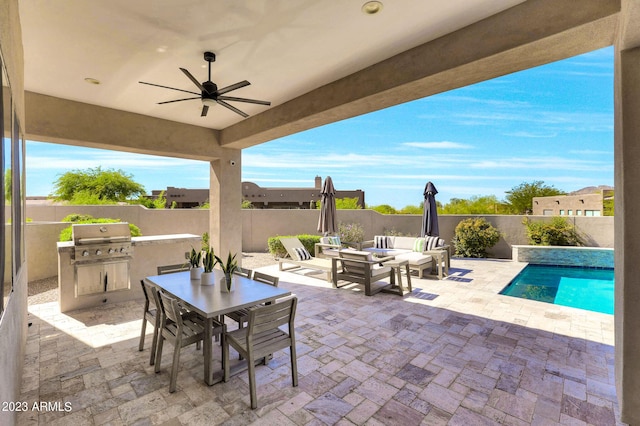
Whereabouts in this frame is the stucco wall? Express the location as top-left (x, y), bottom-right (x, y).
top-left (24, 205), bottom-right (614, 283)
top-left (242, 209), bottom-right (614, 256)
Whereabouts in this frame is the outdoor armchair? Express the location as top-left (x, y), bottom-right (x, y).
top-left (332, 250), bottom-right (396, 296)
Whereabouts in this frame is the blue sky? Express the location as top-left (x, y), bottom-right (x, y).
top-left (26, 46), bottom-right (613, 208)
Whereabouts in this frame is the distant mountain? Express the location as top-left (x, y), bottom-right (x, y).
top-left (569, 185), bottom-right (614, 195)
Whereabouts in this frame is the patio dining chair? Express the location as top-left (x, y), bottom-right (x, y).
top-left (157, 263), bottom-right (190, 275)
top-left (153, 289), bottom-right (225, 392)
top-left (234, 266), bottom-right (253, 278)
top-left (138, 280), bottom-right (161, 366)
top-left (223, 296), bottom-right (298, 409)
top-left (224, 271), bottom-right (279, 332)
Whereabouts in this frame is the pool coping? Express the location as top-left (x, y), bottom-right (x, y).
top-left (512, 244), bottom-right (614, 268)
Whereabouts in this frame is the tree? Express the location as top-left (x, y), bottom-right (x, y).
top-left (399, 204), bottom-right (422, 214)
top-left (504, 181), bottom-right (565, 215)
top-left (370, 204), bottom-right (397, 214)
top-left (440, 195), bottom-right (508, 214)
top-left (336, 197), bottom-right (361, 209)
top-left (51, 167), bottom-right (145, 203)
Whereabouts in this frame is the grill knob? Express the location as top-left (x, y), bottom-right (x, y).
top-left (82, 250), bottom-right (89, 257)
top-left (95, 249), bottom-right (102, 255)
top-left (108, 248), bottom-right (115, 254)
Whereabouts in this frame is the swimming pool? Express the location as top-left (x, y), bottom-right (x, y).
top-left (500, 264), bottom-right (614, 314)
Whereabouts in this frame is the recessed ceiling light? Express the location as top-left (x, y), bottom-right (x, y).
top-left (84, 78), bottom-right (100, 85)
top-left (362, 1), bottom-right (383, 15)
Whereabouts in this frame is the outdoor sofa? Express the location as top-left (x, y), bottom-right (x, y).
top-left (361, 235), bottom-right (450, 279)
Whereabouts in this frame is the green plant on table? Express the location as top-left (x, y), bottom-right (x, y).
top-left (215, 252), bottom-right (238, 290)
top-left (202, 247), bottom-right (216, 273)
top-left (215, 252), bottom-right (238, 275)
top-left (188, 247), bottom-right (202, 268)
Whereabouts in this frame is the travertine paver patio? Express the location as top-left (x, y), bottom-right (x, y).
top-left (18, 258), bottom-right (623, 425)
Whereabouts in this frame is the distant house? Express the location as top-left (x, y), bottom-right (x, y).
top-left (242, 176), bottom-right (365, 209)
top-left (532, 186), bottom-right (614, 216)
top-left (151, 187), bottom-right (209, 208)
top-left (152, 176), bottom-right (365, 209)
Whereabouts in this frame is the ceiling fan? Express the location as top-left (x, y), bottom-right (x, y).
top-left (139, 51), bottom-right (270, 118)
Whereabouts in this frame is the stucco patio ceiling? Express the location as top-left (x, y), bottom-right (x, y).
top-left (19, 0), bottom-right (618, 150)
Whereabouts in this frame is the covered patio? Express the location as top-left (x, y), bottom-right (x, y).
top-left (2, 0), bottom-right (639, 424)
top-left (18, 259), bottom-right (617, 425)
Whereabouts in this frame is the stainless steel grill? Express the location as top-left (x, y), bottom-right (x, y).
top-left (71, 223), bottom-right (133, 263)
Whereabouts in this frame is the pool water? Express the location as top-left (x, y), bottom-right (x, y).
top-left (500, 264), bottom-right (614, 314)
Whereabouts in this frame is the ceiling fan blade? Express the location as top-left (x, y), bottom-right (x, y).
top-left (217, 99), bottom-right (249, 118)
top-left (139, 81), bottom-right (199, 96)
top-left (218, 96), bottom-right (271, 106)
top-left (179, 68), bottom-right (207, 92)
top-left (216, 80), bottom-right (250, 95)
top-left (157, 97), bottom-right (200, 105)
top-left (201, 105), bottom-right (209, 117)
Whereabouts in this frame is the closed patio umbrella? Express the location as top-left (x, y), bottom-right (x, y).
top-left (317, 176), bottom-right (337, 235)
top-left (421, 181), bottom-right (439, 237)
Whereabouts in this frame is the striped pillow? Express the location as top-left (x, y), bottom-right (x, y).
top-left (328, 236), bottom-right (341, 246)
top-left (293, 247), bottom-right (312, 261)
top-left (425, 236), bottom-right (442, 251)
top-left (413, 238), bottom-right (426, 252)
top-left (374, 235), bottom-right (389, 249)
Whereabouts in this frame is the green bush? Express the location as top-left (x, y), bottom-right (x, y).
top-left (59, 214), bottom-right (142, 241)
top-left (452, 217), bottom-right (501, 258)
top-left (338, 222), bottom-right (364, 243)
top-left (267, 234), bottom-right (321, 258)
top-left (523, 217), bottom-right (583, 246)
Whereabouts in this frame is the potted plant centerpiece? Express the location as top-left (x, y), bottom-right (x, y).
top-left (215, 252), bottom-right (238, 292)
top-left (200, 247), bottom-right (216, 286)
top-left (188, 247), bottom-right (203, 280)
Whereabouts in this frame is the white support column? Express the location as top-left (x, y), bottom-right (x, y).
top-left (615, 44), bottom-right (640, 425)
top-left (209, 149), bottom-right (242, 266)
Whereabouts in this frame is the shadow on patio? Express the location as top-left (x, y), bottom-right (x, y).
top-left (18, 259), bottom-right (621, 425)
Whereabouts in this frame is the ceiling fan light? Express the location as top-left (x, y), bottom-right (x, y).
top-left (202, 98), bottom-right (216, 107)
top-left (362, 1), bottom-right (383, 14)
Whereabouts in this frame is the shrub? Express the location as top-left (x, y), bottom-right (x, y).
top-left (338, 222), bottom-right (364, 243)
top-left (59, 214), bottom-right (142, 241)
top-left (267, 234), bottom-right (320, 258)
top-left (523, 217), bottom-right (583, 246)
top-left (452, 217), bottom-right (500, 258)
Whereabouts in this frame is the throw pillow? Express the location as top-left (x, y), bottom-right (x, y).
top-left (413, 238), bottom-right (426, 252)
top-left (374, 235), bottom-right (389, 249)
top-left (294, 247), bottom-right (311, 261)
top-left (425, 236), bottom-right (443, 251)
top-left (328, 236), bottom-right (341, 246)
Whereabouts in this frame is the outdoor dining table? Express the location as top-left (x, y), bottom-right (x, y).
top-left (145, 270), bottom-right (291, 386)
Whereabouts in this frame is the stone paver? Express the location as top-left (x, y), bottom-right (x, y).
top-left (17, 258), bottom-right (624, 425)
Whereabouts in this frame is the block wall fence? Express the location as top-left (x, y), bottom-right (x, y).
top-left (22, 205), bottom-right (614, 281)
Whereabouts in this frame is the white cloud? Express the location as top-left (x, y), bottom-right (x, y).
top-left (402, 141), bottom-right (473, 149)
top-left (470, 156), bottom-right (613, 172)
top-left (503, 131), bottom-right (558, 138)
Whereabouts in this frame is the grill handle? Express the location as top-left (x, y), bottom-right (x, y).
top-left (76, 236), bottom-right (131, 244)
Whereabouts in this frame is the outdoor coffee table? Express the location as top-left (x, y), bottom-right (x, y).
top-left (382, 258), bottom-right (412, 296)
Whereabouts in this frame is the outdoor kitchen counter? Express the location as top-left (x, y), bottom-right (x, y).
top-left (58, 233), bottom-right (202, 312)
